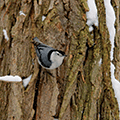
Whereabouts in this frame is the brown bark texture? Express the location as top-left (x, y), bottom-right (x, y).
top-left (0, 0), bottom-right (119, 120)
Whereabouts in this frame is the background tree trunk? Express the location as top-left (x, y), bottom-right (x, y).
top-left (0, 0), bottom-right (119, 120)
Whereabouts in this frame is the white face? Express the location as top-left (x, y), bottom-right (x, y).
top-left (50, 51), bottom-right (65, 69)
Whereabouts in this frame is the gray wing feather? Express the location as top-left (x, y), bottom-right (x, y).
top-left (35, 43), bottom-right (55, 68)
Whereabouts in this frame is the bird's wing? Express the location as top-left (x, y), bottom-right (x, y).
top-left (35, 44), bottom-right (55, 68)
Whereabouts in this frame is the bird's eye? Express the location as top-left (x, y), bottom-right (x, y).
top-left (56, 52), bottom-right (62, 56)
top-left (56, 51), bottom-right (63, 57)
top-left (57, 53), bottom-right (61, 56)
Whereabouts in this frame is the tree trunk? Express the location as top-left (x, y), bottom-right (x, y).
top-left (0, 0), bottom-right (119, 120)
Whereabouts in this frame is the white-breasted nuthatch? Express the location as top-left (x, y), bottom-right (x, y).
top-left (32, 37), bottom-right (67, 69)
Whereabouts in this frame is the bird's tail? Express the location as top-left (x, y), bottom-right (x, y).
top-left (32, 37), bottom-right (43, 46)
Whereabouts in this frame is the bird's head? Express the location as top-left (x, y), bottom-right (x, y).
top-left (50, 50), bottom-right (67, 67)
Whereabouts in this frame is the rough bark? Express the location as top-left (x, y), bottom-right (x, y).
top-left (0, 0), bottom-right (119, 120)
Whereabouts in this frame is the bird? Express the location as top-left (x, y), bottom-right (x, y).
top-left (32, 37), bottom-right (67, 69)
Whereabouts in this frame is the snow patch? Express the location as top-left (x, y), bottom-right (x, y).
top-left (0, 75), bottom-right (22, 82)
top-left (99, 58), bottom-right (102, 66)
top-left (104, 0), bottom-right (116, 61)
top-left (104, 0), bottom-right (120, 111)
top-left (89, 26), bottom-right (93, 32)
top-left (111, 63), bottom-right (120, 110)
top-left (23, 74), bottom-right (32, 87)
top-left (0, 74), bottom-right (32, 87)
top-left (19, 11), bottom-right (26, 16)
top-left (86, 0), bottom-right (98, 32)
top-left (39, 0), bottom-right (42, 5)
top-left (3, 29), bottom-right (9, 41)
top-left (42, 16), bottom-right (46, 21)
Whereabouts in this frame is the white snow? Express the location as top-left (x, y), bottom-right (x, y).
top-left (0, 74), bottom-right (32, 87)
top-left (3, 29), bottom-right (9, 41)
top-left (104, 0), bottom-right (120, 111)
top-left (104, 0), bottom-right (116, 61)
top-left (39, 0), bottom-right (42, 5)
top-left (19, 11), bottom-right (26, 16)
top-left (42, 16), bottom-right (46, 21)
top-left (23, 74), bottom-right (32, 87)
top-left (98, 58), bottom-right (102, 66)
top-left (0, 75), bottom-right (22, 82)
top-left (86, 0), bottom-right (98, 32)
top-left (111, 63), bottom-right (120, 110)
